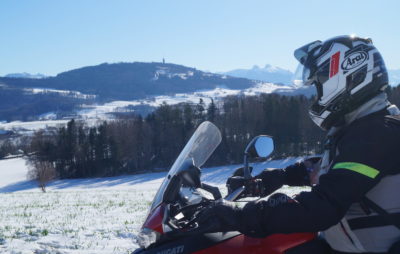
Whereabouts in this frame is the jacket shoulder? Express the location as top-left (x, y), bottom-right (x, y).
top-left (335, 111), bottom-right (400, 175)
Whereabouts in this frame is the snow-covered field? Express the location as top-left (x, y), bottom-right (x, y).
top-left (24, 88), bottom-right (96, 100)
top-left (0, 157), bottom-right (304, 254)
top-left (0, 120), bottom-right (71, 134)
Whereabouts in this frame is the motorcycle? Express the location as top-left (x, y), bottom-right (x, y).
top-left (134, 121), bottom-right (316, 254)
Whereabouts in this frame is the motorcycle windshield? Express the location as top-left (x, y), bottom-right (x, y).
top-left (149, 121), bottom-right (222, 212)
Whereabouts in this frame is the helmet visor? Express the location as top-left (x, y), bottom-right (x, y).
top-left (292, 63), bottom-right (312, 87)
top-left (294, 40), bottom-right (322, 64)
top-left (293, 62), bottom-right (324, 100)
top-left (292, 40), bottom-right (322, 87)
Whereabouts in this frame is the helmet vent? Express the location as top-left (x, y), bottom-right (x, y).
top-left (347, 65), bottom-right (368, 91)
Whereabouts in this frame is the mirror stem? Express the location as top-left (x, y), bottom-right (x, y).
top-left (243, 152), bottom-right (252, 179)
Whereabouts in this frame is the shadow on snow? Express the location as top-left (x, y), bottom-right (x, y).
top-left (0, 157), bottom-right (300, 193)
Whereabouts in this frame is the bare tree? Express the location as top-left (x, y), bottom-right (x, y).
top-left (27, 160), bottom-right (56, 192)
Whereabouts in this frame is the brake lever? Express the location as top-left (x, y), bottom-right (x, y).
top-left (176, 202), bottom-right (205, 214)
top-left (201, 183), bottom-right (222, 200)
top-left (171, 201), bottom-right (210, 229)
top-left (224, 186), bottom-right (245, 201)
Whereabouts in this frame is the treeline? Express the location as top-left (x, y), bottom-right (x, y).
top-left (27, 94), bottom-right (325, 179)
top-left (19, 85), bottom-right (400, 179)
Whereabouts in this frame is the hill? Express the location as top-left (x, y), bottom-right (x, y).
top-left (2, 62), bottom-right (308, 122)
top-left (1, 62), bottom-right (257, 101)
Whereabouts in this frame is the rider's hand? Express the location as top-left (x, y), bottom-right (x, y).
top-left (254, 169), bottom-right (286, 197)
top-left (226, 176), bottom-right (246, 194)
top-left (196, 200), bottom-right (242, 233)
top-left (227, 166), bottom-right (261, 198)
top-left (304, 156), bottom-right (322, 185)
top-left (255, 157), bottom-right (321, 196)
top-left (285, 157), bottom-right (321, 186)
top-left (226, 176), bottom-right (263, 198)
top-left (227, 157), bottom-right (322, 197)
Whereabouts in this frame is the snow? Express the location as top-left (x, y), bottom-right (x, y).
top-left (0, 158), bottom-right (29, 189)
top-left (77, 83), bottom-right (294, 121)
top-left (0, 157), bottom-right (307, 254)
top-left (24, 88), bottom-right (96, 100)
top-left (38, 112), bottom-right (58, 121)
top-left (0, 119), bottom-right (104, 134)
top-left (0, 120), bottom-right (71, 134)
top-left (152, 67), bottom-right (196, 81)
top-left (4, 73), bottom-right (48, 79)
top-left (0, 157), bottom-right (162, 254)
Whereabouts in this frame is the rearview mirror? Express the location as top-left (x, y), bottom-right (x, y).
top-left (242, 135), bottom-right (274, 179)
top-left (254, 136), bottom-right (274, 158)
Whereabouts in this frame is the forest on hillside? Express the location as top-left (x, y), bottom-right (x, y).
top-left (0, 86), bottom-right (91, 121)
top-left (2, 85), bottom-right (400, 179)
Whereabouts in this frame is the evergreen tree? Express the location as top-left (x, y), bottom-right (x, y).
top-left (207, 99), bottom-right (217, 122)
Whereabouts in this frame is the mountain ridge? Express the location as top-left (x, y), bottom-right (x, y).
top-left (223, 64), bottom-right (294, 85)
top-left (0, 62), bottom-right (258, 101)
top-left (222, 64), bottom-right (400, 86)
top-left (0, 62), bottom-right (263, 121)
top-left (4, 72), bottom-right (48, 79)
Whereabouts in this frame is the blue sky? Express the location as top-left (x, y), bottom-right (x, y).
top-left (1, 0), bottom-right (399, 76)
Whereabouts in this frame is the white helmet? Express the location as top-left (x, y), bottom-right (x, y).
top-left (294, 35), bottom-right (389, 130)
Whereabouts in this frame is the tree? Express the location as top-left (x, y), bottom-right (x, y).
top-left (207, 98), bottom-right (217, 122)
top-left (195, 98), bottom-right (206, 124)
top-left (0, 140), bottom-right (17, 158)
top-left (27, 160), bottom-right (56, 192)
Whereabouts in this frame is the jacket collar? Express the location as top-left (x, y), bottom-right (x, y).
top-left (326, 92), bottom-right (400, 137)
top-left (344, 92), bottom-right (391, 125)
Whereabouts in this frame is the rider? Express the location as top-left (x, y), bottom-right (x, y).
top-left (200, 35), bottom-right (400, 254)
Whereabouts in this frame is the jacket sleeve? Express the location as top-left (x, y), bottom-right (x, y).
top-left (240, 123), bottom-right (390, 237)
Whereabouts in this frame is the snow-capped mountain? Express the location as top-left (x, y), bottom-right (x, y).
top-left (224, 65), bottom-right (400, 87)
top-left (4, 72), bottom-right (48, 79)
top-left (389, 69), bottom-right (400, 86)
top-left (223, 64), bottom-right (294, 85)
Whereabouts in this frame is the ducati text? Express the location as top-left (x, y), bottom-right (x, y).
top-left (157, 245), bottom-right (185, 254)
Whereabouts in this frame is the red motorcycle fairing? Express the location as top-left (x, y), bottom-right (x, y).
top-left (133, 231), bottom-right (316, 254)
top-left (142, 204), bottom-right (165, 234)
top-left (195, 233), bottom-right (316, 254)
